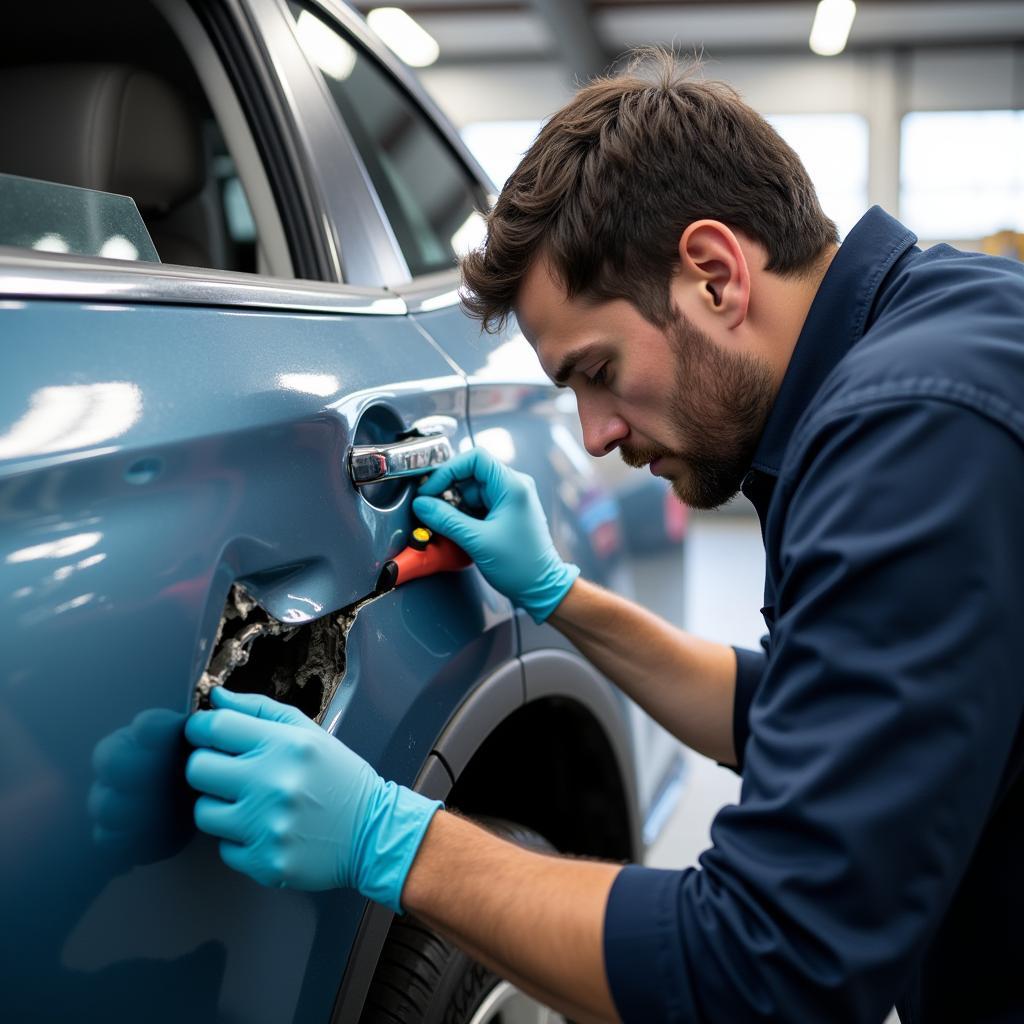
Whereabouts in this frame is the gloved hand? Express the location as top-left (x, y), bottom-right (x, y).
top-left (89, 707), bottom-right (194, 863)
top-left (412, 447), bottom-right (580, 623)
top-left (184, 687), bottom-right (442, 912)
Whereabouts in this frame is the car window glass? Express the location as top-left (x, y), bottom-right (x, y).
top-left (287, 2), bottom-right (486, 278)
top-left (0, 172), bottom-right (160, 263)
top-left (0, 1), bottom-right (281, 276)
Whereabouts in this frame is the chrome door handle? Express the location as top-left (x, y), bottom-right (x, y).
top-left (349, 418), bottom-right (456, 486)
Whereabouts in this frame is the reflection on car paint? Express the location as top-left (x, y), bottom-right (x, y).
top-left (6, 532), bottom-right (104, 563)
top-left (0, 382), bottom-right (142, 460)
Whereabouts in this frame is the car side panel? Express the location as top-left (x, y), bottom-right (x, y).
top-left (0, 297), bottom-right (515, 1022)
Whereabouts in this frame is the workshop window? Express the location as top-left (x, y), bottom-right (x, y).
top-left (765, 114), bottom-right (869, 239)
top-left (900, 110), bottom-right (1024, 243)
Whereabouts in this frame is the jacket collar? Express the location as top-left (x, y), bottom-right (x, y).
top-left (749, 206), bottom-right (918, 476)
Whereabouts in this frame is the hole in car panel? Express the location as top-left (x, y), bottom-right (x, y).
top-left (194, 584), bottom-right (381, 723)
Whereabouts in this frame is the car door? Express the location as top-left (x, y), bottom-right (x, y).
top-left (274, 0), bottom-right (689, 845)
top-left (0, 2), bottom-right (517, 1020)
top-left (0, 244), bottom-right (519, 1024)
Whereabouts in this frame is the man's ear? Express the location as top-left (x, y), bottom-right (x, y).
top-left (676, 220), bottom-right (750, 329)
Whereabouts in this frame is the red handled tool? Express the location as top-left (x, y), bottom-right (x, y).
top-left (374, 526), bottom-right (471, 595)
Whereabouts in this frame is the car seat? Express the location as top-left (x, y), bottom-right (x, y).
top-left (0, 63), bottom-right (215, 267)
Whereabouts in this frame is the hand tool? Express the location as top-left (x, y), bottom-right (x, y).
top-left (374, 524), bottom-right (471, 595)
top-left (374, 486), bottom-right (474, 595)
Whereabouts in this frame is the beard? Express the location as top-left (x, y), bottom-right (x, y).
top-left (619, 311), bottom-right (775, 510)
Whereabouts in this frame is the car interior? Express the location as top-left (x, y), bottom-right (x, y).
top-left (0, 1), bottom-right (282, 276)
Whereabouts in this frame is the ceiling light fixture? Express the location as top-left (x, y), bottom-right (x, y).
top-left (809, 0), bottom-right (857, 56)
top-left (367, 7), bottom-right (440, 68)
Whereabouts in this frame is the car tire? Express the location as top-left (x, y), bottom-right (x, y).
top-left (359, 819), bottom-right (568, 1024)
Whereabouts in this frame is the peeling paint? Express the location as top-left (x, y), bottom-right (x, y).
top-left (194, 582), bottom-right (385, 723)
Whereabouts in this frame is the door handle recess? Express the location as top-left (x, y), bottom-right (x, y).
top-left (349, 432), bottom-right (453, 486)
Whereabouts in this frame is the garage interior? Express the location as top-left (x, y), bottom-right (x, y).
top-left (2, 1), bottom-right (1022, 1021)
top-left (378, 0), bottom-right (1024, 869)
top-left (377, 5), bottom-right (1023, 1022)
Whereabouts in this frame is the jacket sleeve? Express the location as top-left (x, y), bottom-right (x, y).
top-left (603, 398), bottom-right (1024, 1023)
top-left (730, 644), bottom-right (766, 771)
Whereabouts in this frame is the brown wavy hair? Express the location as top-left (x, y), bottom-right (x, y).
top-left (461, 49), bottom-right (838, 333)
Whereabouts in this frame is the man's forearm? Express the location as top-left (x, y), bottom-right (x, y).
top-left (401, 810), bottom-right (622, 1023)
top-left (548, 578), bottom-right (738, 764)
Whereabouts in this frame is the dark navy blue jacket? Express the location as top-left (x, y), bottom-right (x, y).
top-left (603, 208), bottom-right (1024, 1024)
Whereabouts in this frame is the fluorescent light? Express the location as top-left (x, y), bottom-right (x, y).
top-left (809, 0), bottom-right (856, 56)
top-left (367, 8), bottom-right (439, 68)
top-left (296, 9), bottom-right (357, 80)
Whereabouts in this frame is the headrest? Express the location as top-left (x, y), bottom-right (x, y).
top-left (0, 63), bottom-right (203, 213)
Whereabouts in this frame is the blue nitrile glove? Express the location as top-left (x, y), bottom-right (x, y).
top-left (412, 447), bottom-right (580, 623)
top-left (184, 687), bottom-right (442, 912)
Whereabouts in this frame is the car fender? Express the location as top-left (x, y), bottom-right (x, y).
top-left (329, 649), bottom-right (639, 1023)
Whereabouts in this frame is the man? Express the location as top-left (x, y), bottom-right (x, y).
top-left (185, 55), bottom-right (1024, 1022)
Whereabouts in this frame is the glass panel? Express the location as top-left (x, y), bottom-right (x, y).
top-left (0, 172), bottom-right (160, 263)
top-left (900, 110), bottom-right (1024, 242)
top-left (766, 114), bottom-right (870, 240)
top-left (287, 2), bottom-right (485, 277)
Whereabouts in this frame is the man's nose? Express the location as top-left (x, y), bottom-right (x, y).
top-left (578, 402), bottom-right (629, 457)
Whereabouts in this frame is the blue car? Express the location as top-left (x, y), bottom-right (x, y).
top-left (0, 2), bottom-right (686, 1020)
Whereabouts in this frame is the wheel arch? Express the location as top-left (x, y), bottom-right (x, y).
top-left (330, 648), bottom-right (640, 1023)
top-left (442, 648), bottom-right (640, 864)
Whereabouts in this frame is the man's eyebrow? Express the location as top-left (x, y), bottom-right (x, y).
top-left (552, 346), bottom-right (590, 386)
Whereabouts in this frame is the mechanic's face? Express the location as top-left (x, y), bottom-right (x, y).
top-left (517, 258), bottom-right (775, 510)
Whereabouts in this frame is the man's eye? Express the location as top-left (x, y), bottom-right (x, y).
top-left (586, 365), bottom-right (608, 387)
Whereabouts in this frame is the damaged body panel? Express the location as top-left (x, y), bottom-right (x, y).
top-left (0, 293), bottom-right (519, 1023)
top-left (194, 583), bottom-right (381, 722)
top-left (1, 0), bottom-right (675, 1020)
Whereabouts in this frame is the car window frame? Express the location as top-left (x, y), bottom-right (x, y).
top-left (0, 0), bottom-right (432, 294)
top-left (0, 243), bottom-right (408, 314)
top-left (242, 0), bottom-right (416, 286)
top-left (282, 0), bottom-right (495, 293)
top-left (0, 0), bottom-right (306, 281)
top-left (191, 0), bottom-right (354, 281)
top-left (156, 0), bottom-right (295, 279)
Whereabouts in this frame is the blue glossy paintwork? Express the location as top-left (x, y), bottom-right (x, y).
top-left (0, 298), bottom-right (516, 1021)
